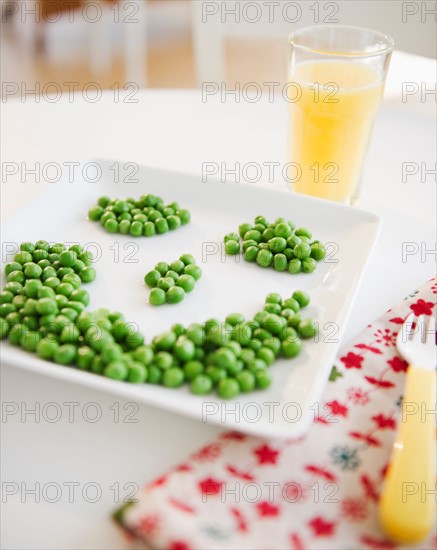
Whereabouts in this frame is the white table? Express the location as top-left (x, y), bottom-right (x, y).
top-left (1, 51), bottom-right (436, 549)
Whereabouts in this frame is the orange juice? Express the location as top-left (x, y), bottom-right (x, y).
top-left (290, 60), bottom-right (384, 203)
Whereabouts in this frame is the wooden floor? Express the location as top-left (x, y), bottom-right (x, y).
top-left (2, 30), bottom-right (288, 93)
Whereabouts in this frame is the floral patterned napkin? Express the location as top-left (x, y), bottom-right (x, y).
top-left (115, 279), bottom-right (436, 550)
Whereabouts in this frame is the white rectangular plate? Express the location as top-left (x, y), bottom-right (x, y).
top-left (1, 161), bottom-right (380, 438)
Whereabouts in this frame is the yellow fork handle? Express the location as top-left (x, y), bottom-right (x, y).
top-left (379, 367), bottom-right (436, 544)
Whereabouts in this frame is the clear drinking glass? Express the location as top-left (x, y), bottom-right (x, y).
top-left (288, 25), bottom-right (394, 204)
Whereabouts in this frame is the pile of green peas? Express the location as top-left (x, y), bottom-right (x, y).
top-left (0, 241), bottom-right (148, 381)
top-left (143, 288), bottom-right (318, 398)
top-left (0, 241), bottom-right (319, 397)
top-left (88, 194), bottom-right (191, 236)
top-left (144, 254), bottom-right (202, 306)
top-left (224, 215), bottom-right (326, 274)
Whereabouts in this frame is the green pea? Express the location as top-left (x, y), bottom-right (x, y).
top-left (254, 215), bottom-right (268, 227)
top-left (70, 289), bottom-right (90, 307)
top-left (225, 240), bottom-right (240, 255)
top-left (154, 262), bottom-right (168, 276)
top-left (273, 253), bottom-right (287, 271)
top-left (144, 270), bottom-right (161, 288)
top-left (58, 250), bottom-right (76, 268)
top-left (133, 213), bottom-right (147, 223)
top-left (147, 288), bottom-right (164, 306)
top-left (37, 258), bottom-right (50, 269)
top-left (291, 290), bottom-right (309, 308)
top-left (79, 267), bottom-right (95, 283)
top-left (295, 227), bottom-right (312, 239)
top-left (126, 362), bottom-right (147, 383)
top-left (310, 243), bottom-right (326, 261)
top-left (35, 298), bottom-right (57, 316)
top-left (224, 232), bottom-right (240, 243)
top-left (166, 270), bottom-right (179, 281)
top-left (133, 345), bottom-right (154, 365)
top-left (176, 274), bottom-right (196, 293)
top-left (174, 336), bottom-right (195, 362)
top-left (36, 338), bottom-right (59, 360)
top-left (100, 343), bottom-right (123, 364)
top-left (22, 315), bottom-right (38, 330)
top-left (240, 348), bottom-right (256, 364)
top-left (255, 370), bottom-right (272, 389)
top-left (239, 223), bottom-right (252, 238)
top-left (242, 239), bottom-right (258, 252)
top-left (19, 241), bottom-right (35, 253)
top-left (274, 222), bottom-right (291, 239)
top-left (184, 264), bottom-right (202, 281)
top-left (60, 324), bottom-right (80, 344)
top-left (97, 196), bottom-right (111, 208)
top-left (163, 367), bottom-right (185, 388)
top-left (9, 324), bottom-right (27, 345)
top-left (190, 374), bottom-right (212, 395)
top-left (232, 322), bottom-right (252, 345)
top-left (206, 365), bottom-right (226, 383)
top-left (20, 330), bottom-right (41, 352)
top-left (281, 336), bottom-right (302, 358)
top-left (5, 262), bottom-right (22, 276)
top-left (74, 346), bottom-right (95, 370)
top-left (214, 347), bottom-right (237, 370)
top-left (148, 365), bottom-right (162, 384)
top-left (148, 210), bottom-right (161, 222)
top-left (0, 291), bottom-right (13, 305)
top-left (244, 229), bottom-right (261, 243)
top-left (155, 218), bottom-right (169, 234)
top-left (293, 242), bottom-right (311, 260)
top-left (143, 221), bottom-right (156, 237)
top-left (184, 360), bottom-right (204, 380)
top-left (302, 258), bottom-right (317, 273)
top-left (262, 336), bottom-right (281, 356)
top-left (269, 237), bottom-right (286, 253)
top-left (125, 330), bottom-right (144, 349)
top-left (257, 346), bottom-right (275, 366)
top-left (253, 327), bottom-right (271, 341)
top-left (217, 377), bottom-right (240, 399)
top-left (50, 243), bottom-right (66, 254)
top-left (166, 215), bottom-right (181, 231)
top-left (14, 251), bottom-right (33, 265)
top-left (157, 277), bottom-right (175, 292)
top-left (4, 282), bottom-right (22, 296)
top-left (264, 303), bottom-right (282, 314)
top-left (298, 318), bottom-right (318, 339)
top-left (256, 249), bottom-right (273, 268)
top-left (261, 227), bottom-right (274, 241)
top-left (166, 286), bottom-right (185, 304)
top-left (154, 351), bottom-right (173, 370)
top-left (253, 223), bottom-right (266, 234)
top-left (258, 243), bottom-right (269, 251)
top-left (24, 280), bottom-right (42, 298)
top-left (7, 270), bottom-right (25, 284)
top-left (236, 370), bottom-right (255, 392)
top-left (247, 358), bottom-right (267, 372)
top-left (104, 361), bottom-right (128, 381)
top-left (288, 259), bottom-right (302, 274)
top-left (225, 312), bottom-right (245, 326)
top-left (244, 246), bottom-right (259, 262)
top-left (90, 355), bottom-right (104, 374)
top-left (62, 273), bottom-right (81, 290)
top-left (177, 209), bottom-right (190, 225)
top-left (119, 219), bottom-right (131, 234)
top-left (88, 206), bottom-right (103, 221)
top-left (282, 298), bottom-right (300, 313)
top-left (0, 318), bottom-right (10, 339)
top-left (104, 218), bottom-right (119, 233)
top-left (153, 330), bottom-right (177, 351)
top-left (128, 221), bottom-right (142, 237)
top-left (262, 313), bottom-right (287, 335)
top-left (167, 260), bottom-right (183, 274)
top-left (186, 324), bottom-right (204, 346)
top-left (171, 323), bottom-right (185, 337)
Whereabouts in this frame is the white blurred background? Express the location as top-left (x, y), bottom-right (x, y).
top-left (1, 0), bottom-right (436, 96)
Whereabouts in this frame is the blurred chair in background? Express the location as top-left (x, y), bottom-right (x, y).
top-left (2, 0), bottom-right (148, 87)
top-left (192, 0), bottom-right (436, 85)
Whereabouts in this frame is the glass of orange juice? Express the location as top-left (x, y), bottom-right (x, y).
top-left (289, 25), bottom-right (394, 204)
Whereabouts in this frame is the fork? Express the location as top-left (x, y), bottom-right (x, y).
top-left (379, 314), bottom-right (436, 543)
